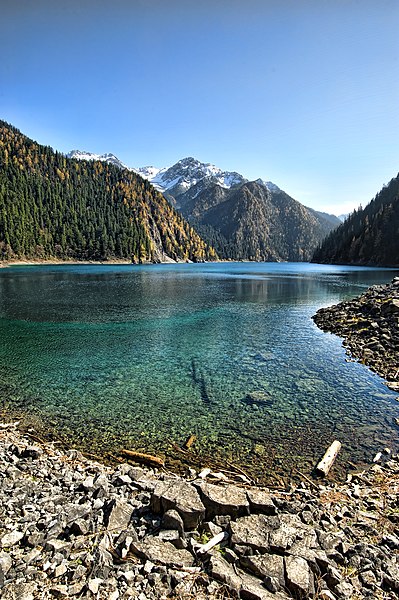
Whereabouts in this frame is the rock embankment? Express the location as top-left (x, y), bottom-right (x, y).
top-left (313, 277), bottom-right (399, 392)
top-left (1, 423), bottom-right (399, 599)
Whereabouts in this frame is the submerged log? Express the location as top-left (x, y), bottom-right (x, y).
top-left (120, 449), bottom-right (165, 467)
top-left (316, 440), bottom-right (342, 477)
top-left (183, 434), bottom-right (196, 450)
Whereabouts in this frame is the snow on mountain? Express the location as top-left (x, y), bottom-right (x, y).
top-left (67, 150), bottom-right (128, 171)
top-left (66, 151), bottom-right (282, 196)
top-left (255, 178), bottom-right (281, 192)
top-left (137, 157), bottom-right (247, 194)
top-left (134, 166), bottom-right (162, 181)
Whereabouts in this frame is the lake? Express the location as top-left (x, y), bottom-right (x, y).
top-left (0, 262), bottom-right (398, 483)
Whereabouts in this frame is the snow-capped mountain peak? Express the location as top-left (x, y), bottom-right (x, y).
top-left (67, 150), bottom-right (128, 170)
top-left (66, 150), bottom-right (282, 196)
top-left (140, 156), bottom-right (248, 195)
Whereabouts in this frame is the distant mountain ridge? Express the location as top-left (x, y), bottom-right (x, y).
top-left (178, 180), bottom-right (341, 261)
top-left (67, 150), bottom-right (341, 262)
top-left (67, 151), bottom-right (280, 198)
top-left (312, 173), bottom-right (399, 267)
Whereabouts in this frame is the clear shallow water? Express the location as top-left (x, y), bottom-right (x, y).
top-left (1, 262), bottom-right (398, 482)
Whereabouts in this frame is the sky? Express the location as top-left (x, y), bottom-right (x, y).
top-left (1, 0), bottom-right (398, 216)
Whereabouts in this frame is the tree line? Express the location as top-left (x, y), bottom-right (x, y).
top-left (312, 174), bottom-right (399, 267)
top-left (0, 121), bottom-right (217, 263)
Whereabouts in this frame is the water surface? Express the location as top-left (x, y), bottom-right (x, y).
top-left (1, 262), bottom-right (398, 482)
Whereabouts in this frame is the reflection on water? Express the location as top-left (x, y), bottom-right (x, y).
top-left (0, 262), bottom-right (398, 482)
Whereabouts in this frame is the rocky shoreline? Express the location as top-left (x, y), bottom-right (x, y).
top-left (1, 421), bottom-right (399, 599)
top-left (313, 276), bottom-right (399, 392)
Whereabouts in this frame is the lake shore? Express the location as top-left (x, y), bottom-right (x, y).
top-left (313, 277), bottom-right (399, 394)
top-left (0, 257), bottom-right (182, 268)
top-left (1, 420), bottom-right (399, 599)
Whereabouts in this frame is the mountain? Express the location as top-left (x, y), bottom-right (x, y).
top-left (177, 180), bottom-right (341, 261)
top-left (135, 157), bottom-right (247, 198)
top-left (67, 150), bottom-right (128, 170)
top-left (68, 151), bottom-right (340, 261)
top-left (312, 174), bottom-right (399, 266)
top-left (139, 159), bottom-right (341, 261)
top-left (0, 122), bottom-right (216, 263)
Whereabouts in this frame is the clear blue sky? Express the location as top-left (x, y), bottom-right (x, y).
top-left (1, 0), bottom-right (398, 215)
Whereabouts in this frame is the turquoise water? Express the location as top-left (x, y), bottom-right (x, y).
top-left (0, 262), bottom-right (398, 481)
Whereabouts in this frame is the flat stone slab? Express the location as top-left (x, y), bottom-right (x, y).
top-left (269, 514), bottom-right (306, 551)
top-left (285, 555), bottom-right (315, 598)
top-left (130, 537), bottom-right (194, 568)
top-left (246, 487), bottom-right (277, 514)
top-left (229, 514), bottom-right (280, 552)
top-left (240, 553), bottom-right (285, 586)
top-left (196, 481), bottom-right (249, 518)
top-left (1, 530), bottom-right (24, 548)
top-left (106, 499), bottom-right (134, 532)
top-left (210, 555), bottom-right (289, 599)
top-left (209, 554), bottom-right (242, 594)
top-left (151, 479), bottom-right (205, 529)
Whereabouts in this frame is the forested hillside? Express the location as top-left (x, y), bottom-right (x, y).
top-left (0, 121), bottom-right (216, 263)
top-left (178, 180), bottom-right (340, 261)
top-left (312, 174), bottom-right (399, 266)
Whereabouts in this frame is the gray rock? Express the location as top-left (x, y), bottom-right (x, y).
top-left (0, 551), bottom-right (12, 586)
top-left (317, 590), bottom-right (336, 600)
top-left (223, 547), bottom-right (239, 564)
top-left (209, 555), bottom-right (286, 599)
top-left (196, 481), bottom-right (249, 519)
top-left (382, 533), bottom-right (399, 549)
top-left (317, 530), bottom-right (343, 552)
top-left (246, 488), bottom-right (276, 514)
top-left (0, 551), bottom-right (12, 575)
top-left (203, 520), bottom-right (223, 537)
top-left (130, 537), bottom-right (194, 567)
top-left (1, 582), bottom-right (38, 600)
top-left (158, 529), bottom-right (180, 544)
top-left (67, 581), bottom-right (86, 596)
top-left (151, 479), bottom-right (205, 529)
top-left (240, 553), bottom-right (285, 588)
top-left (45, 539), bottom-right (71, 554)
top-left (229, 514), bottom-right (280, 552)
top-left (240, 571), bottom-right (284, 600)
top-left (88, 578), bottom-right (104, 594)
top-left (285, 555), bottom-right (315, 598)
top-left (269, 514), bottom-right (305, 551)
top-left (70, 518), bottom-right (89, 536)
top-left (382, 562), bottom-right (399, 591)
top-left (105, 499), bottom-right (134, 532)
top-left (325, 564), bottom-right (342, 587)
top-left (208, 554), bottom-right (243, 594)
top-left (161, 509), bottom-right (184, 535)
top-left (360, 569), bottom-right (378, 588)
top-left (1, 530), bottom-right (24, 547)
top-left (65, 502), bottom-right (92, 524)
top-left (334, 580), bottom-right (354, 598)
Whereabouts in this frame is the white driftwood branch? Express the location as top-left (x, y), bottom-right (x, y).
top-left (316, 440), bottom-right (342, 476)
top-left (196, 531), bottom-right (228, 554)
